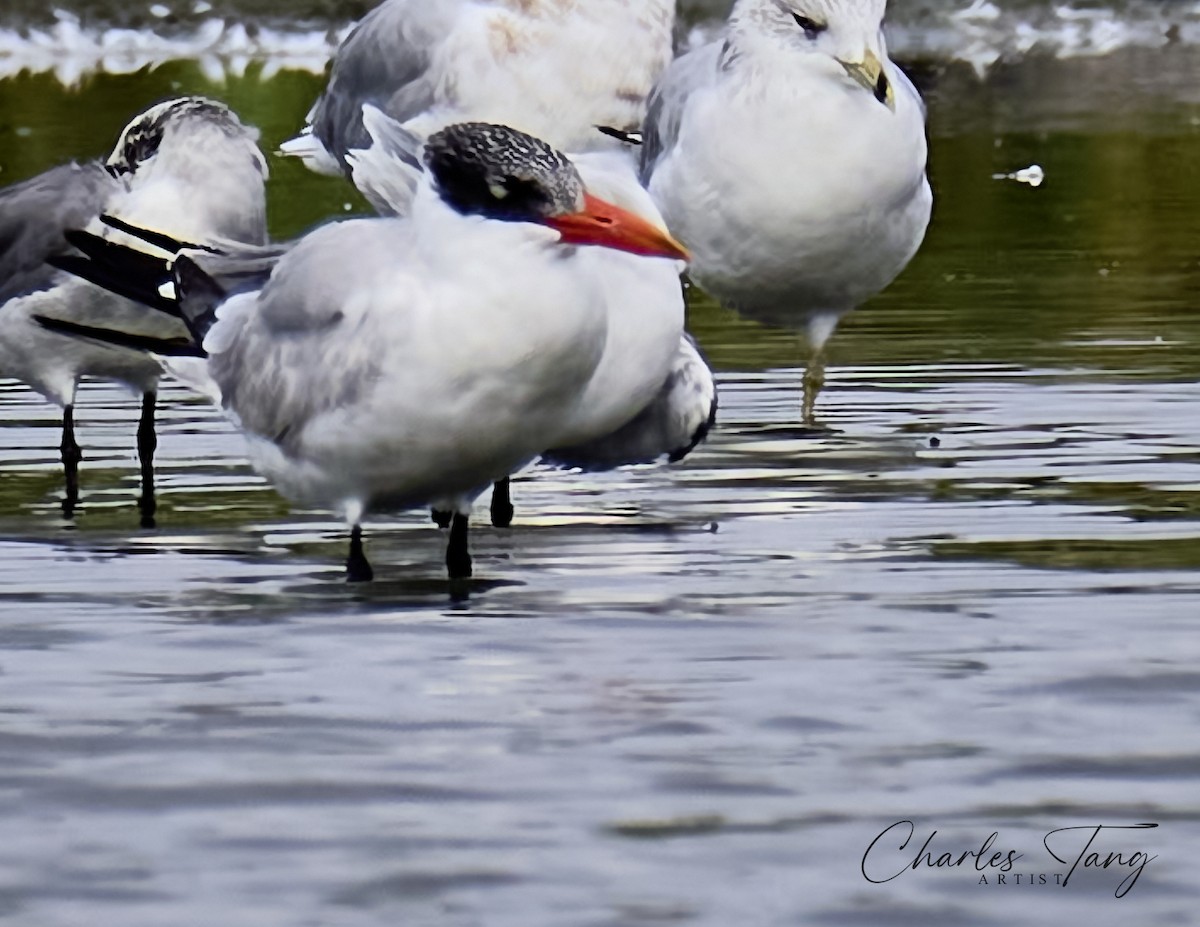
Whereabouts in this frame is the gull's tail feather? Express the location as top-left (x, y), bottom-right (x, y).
top-left (173, 254), bottom-right (228, 346)
top-left (278, 96), bottom-right (343, 176)
top-left (61, 228), bottom-right (179, 313)
top-left (32, 315), bottom-right (203, 357)
top-left (160, 355), bottom-right (223, 403)
top-left (278, 129), bottom-right (344, 177)
top-left (596, 126), bottom-right (644, 146)
top-left (64, 228), bottom-right (172, 280)
top-left (172, 246), bottom-right (285, 345)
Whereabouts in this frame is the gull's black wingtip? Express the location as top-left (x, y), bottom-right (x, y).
top-left (32, 314), bottom-right (205, 357)
top-left (99, 213), bottom-right (215, 254)
top-left (47, 248), bottom-right (180, 318)
top-left (596, 125), bottom-right (644, 146)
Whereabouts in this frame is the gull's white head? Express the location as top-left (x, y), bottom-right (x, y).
top-left (729, 0), bottom-right (895, 110)
top-left (105, 97), bottom-right (269, 182)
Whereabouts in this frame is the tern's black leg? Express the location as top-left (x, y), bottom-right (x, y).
top-left (446, 513), bottom-right (473, 580)
top-left (431, 509), bottom-right (453, 529)
top-left (490, 477), bottom-right (515, 529)
top-left (137, 391), bottom-right (158, 529)
top-left (60, 404), bottom-right (82, 518)
top-left (346, 524), bottom-right (374, 583)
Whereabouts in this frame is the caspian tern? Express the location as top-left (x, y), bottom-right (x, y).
top-left (0, 97), bottom-right (268, 524)
top-left (642, 0), bottom-right (932, 420)
top-left (345, 106), bottom-right (717, 529)
top-left (280, 0), bottom-right (676, 176)
top-left (44, 123), bottom-right (691, 582)
top-left (279, 0), bottom-right (700, 525)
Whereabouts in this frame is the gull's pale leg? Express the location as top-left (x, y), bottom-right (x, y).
top-left (801, 349), bottom-right (827, 426)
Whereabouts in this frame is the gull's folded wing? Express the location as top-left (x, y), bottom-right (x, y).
top-left (0, 161), bottom-right (115, 305)
top-left (640, 41), bottom-right (724, 185)
top-left (286, 0), bottom-right (461, 174)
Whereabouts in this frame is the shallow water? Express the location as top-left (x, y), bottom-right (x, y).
top-left (2, 11), bottom-right (1200, 926)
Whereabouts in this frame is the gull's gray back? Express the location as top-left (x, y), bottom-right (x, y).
top-left (640, 41), bottom-right (724, 184)
top-left (310, 0), bottom-right (675, 171)
top-left (312, 0), bottom-right (462, 169)
top-left (0, 162), bottom-right (115, 305)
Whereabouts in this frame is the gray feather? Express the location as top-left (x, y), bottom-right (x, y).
top-left (346, 104), bottom-right (426, 216)
top-left (0, 162), bottom-right (115, 305)
top-left (543, 334), bottom-right (717, 470)
top-left (184, 243), bottom-right (290, 296)
top-left (208, 221), bottom-right (404, 448)
top-left (311, 0), bottom-right (460, 172)
top-left (174, 243), bottom-right (288, 344)
top-left (640, 42), bottom-right (723, 184)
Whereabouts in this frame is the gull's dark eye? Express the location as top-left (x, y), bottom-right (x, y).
top-left (125, 127), bottom-right (164, 167)
top-left (107, 122), bottom-right (165, 178)
top-left (792, 13), bottom-right (827, 38)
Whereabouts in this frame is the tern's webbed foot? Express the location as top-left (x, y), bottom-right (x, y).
top-left (446, 513), bottom-right (473, 580)
top-left (490, 477), bottom-right (514, 529)
top-left (346, 524), bottom-right (374, 583)
top-left (431, 509), bottom-right (452, 529)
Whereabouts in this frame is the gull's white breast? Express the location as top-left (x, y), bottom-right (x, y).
top-left (650, 53), bottom-right (932, 326)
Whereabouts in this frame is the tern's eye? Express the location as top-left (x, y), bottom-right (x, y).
top-left (792, 13), bottom-right (827, 38)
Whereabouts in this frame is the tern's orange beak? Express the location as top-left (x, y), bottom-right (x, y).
top-left (544, 193), bottom-right (690, 261)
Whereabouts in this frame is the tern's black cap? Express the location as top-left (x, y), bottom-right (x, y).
top-left (423, 122), bottom-right (584, 222)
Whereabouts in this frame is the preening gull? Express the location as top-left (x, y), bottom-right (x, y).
top-left (0, 97), bottom-right (268, 524)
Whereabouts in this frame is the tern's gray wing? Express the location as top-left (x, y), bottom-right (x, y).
top-left (310, 0), bottom-right (463, 172)
top-left (0, 161), bottom-right (115, 305)
top-left (542, 334), bottom-right (717, 471)
top-left (207, 221), bottom-right (407, 447)
top-left (640, 41), bottom-right (724, 185)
